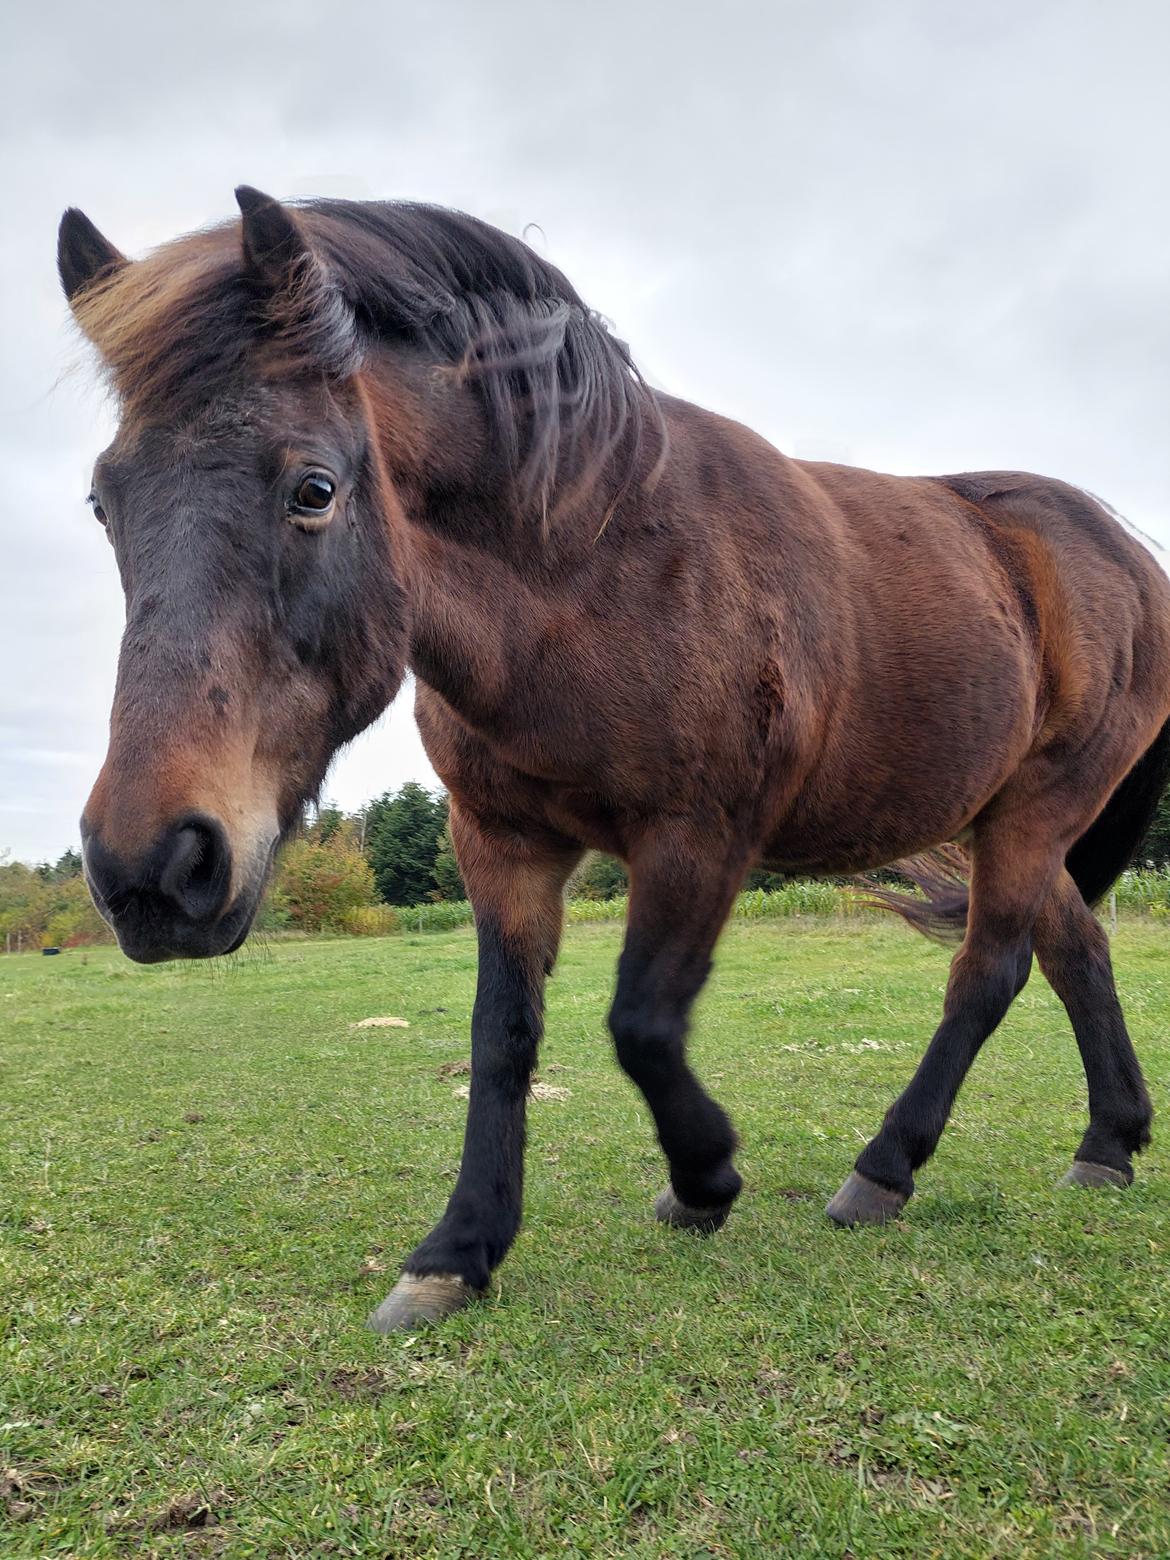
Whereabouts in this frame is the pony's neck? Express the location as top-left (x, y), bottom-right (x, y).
top-left (359, 354), bottom-right (587, 729)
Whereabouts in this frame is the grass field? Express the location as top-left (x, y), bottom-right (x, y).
top-left (2, 919), bottom-right (1169, 1558)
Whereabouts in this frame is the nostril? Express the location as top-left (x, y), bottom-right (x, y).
top-left (159, 819), bottom-right (232, 923)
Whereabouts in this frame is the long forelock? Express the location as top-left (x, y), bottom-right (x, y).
top-left (71, 200), bottom-right (665, 520)
top-left (71, 228), bottom-right (350, 417)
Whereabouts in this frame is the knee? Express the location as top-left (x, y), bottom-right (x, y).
top-left (608, 991), bottom-right (681, 1083)
top-left (608, 989), bottom-right (649, 1073)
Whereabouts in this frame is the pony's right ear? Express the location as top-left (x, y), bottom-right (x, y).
top-left (57, 209), bottom-right (126, 303)
top-left (235, 184), bottom-right (360, 378)
top-left (235, 185), bottom-right (314, 293)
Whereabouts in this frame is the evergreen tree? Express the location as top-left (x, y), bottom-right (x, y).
top-left (365, 782), bottom-right (449, 905)
top-left (432, 821), bottom-right (467, 901)
top-left (309, 801), bottom-right (346, 845)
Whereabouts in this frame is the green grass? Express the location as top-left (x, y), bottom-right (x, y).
top-left (2, 920), bottom-right (1169, 1558)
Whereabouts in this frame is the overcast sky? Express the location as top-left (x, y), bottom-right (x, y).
top-left (2, 0), bottom-right (1168, 863)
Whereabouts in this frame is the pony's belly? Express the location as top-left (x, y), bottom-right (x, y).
top-left (761, 756), bottom-right (1009, 876)
top-left (761, 823), bottom-right (960, 878)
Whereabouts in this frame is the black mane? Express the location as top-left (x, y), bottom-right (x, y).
top-left (299, 199), bottom-right (663, 523)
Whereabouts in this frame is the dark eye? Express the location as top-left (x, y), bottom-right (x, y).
top-left (87, 491), bottom-right (108, 526)
top-left (290, 473), bottom-right (336, 516)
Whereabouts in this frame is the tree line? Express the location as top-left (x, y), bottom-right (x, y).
top-left (263, 782), bottom-right (466, 934)
top-left (0, 784), bottom-right (467, 946)
top-left (4, 782), bottom-right (1170, 947)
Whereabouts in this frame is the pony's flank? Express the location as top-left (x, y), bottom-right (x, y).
top-left (70, 200), bottom-right (665, 524)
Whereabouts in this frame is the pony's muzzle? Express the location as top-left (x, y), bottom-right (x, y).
top-left (82, 811), bottom-right (255, 962)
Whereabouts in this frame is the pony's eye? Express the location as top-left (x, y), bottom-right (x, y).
top-left (290, 474), bottom-right (336, 515)
top-left (87, 491), bottom-right (108, 526)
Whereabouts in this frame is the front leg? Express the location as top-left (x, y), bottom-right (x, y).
top-left (610, 824), bottom-right (749, 1233)
top-left (369, 808), bottom-right (579, 1332)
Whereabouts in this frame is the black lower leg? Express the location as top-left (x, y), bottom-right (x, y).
top-left (610, 930), bottom-right (742, 1214)
top-left (404, 918), bottom-right (543, 1291)
top-left (1036, 884), bottom-right (1152, 1181)
top-left (854, 936), bottom-right (1033, 1197)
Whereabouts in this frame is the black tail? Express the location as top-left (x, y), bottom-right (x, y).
top-left (865, 716), bottom-right (1170, 941)
top-left (1066, 716), bottom-right (1170, 906)
top-left (861, 843), bottom-right (972, 944)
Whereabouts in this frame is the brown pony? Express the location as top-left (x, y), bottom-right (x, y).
top-left (57, 189), bottom-right (1170, 1331)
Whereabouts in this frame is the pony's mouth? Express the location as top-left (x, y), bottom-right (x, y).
top-left (89, 874), bottom-right (264, 964)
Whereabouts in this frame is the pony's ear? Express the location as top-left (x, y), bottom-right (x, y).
top-left (58, 208), bottom-right (126, 303)
top-left (234, 185), bottom-right (359, 377)
top-left (235, 185), bottom-right (313, 292)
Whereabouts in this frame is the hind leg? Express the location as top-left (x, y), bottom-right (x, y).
top-left (1034, 870), bottom-right (1153, 1187)
top-left (828, 823), bottom-right (1057, 1225)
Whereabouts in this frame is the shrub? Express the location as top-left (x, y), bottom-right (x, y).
top-left (736, 881), bottom-right (853, 918)
top-left (1113, 868), bottom-right (1170, 917)
top-left (43, 880), bottom-right (113, 947)
top-left (566, 894), bottom-right (629, 923)
top-left (0, 858), bottom-right (113, 949)
top-left (402, 900), bottom-right (476, 932)
top-left (338, 904), bottom-right (401, 937)
top-left (567, 853), bottom-right (629, 901)
top-left (267, 839), bottom-right (378, 932)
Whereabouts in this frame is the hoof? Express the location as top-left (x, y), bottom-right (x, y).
top-left (1060, 1160), bottom-right (1132, 1190)
top-left (654, 1187), bottom-right (733, 1235)
top-left (826, 1170), bottom-right (908, 1227)
top-left (367, 1272), bottom-right (481, 1333)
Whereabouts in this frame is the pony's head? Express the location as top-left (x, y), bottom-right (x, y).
top-left (59, 189), bottom-right (410, 960)
top-left (60, 186), bottom-right (659, 960)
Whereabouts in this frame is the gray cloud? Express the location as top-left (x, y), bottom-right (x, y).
top-left (2, 0), bottom-right (1167, 859)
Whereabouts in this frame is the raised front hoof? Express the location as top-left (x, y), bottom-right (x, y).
top-left (1060, 1160), bottom-right (1132, 1191)
top-left (826, 1171), bottom-right (908, 1227)
top-left (654, 1187), bottom-right (733, 1235)
top-left (367, 1272), bottom-right (482, 1333)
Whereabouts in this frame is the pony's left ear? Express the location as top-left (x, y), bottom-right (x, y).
top-left (235, 185), bottom-right (359, 377)
top-left (58, 208), bottom-right (126, 303)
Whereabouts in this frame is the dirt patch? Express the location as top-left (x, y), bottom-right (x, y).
top-left (352, 1016), bottom-right (410, 1029)
top-left (437, 1059), bottom-right (471, 1078)
top-left (1, 1467), bottom-right (36, 1522)
top-left (450, 1080), bottom-right (571, 1101)
top-left (326, 1366), bottom-right (400, 1401)
top-left (824, 1444), bottom-right (954, 1503)
top-left (530, 1082), bottom-right (571, 1101)
top-left (148, 1490), bottom-right (229, 1531)
top-left (754, 1367), bottom-right (796, 1403)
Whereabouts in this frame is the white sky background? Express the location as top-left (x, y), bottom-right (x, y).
top-left (2, 0), bottom-right (1168, 862)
